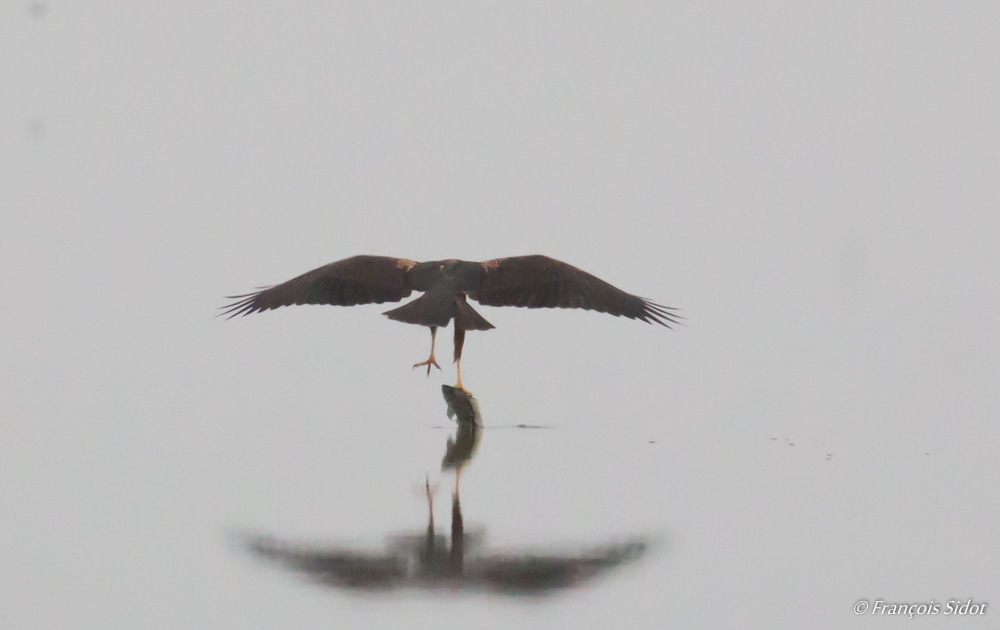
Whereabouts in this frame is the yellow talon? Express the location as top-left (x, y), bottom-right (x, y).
top-left (413, 326), bottom-right (441, 375)
top-left (413, 355), bottom-right (441, 375)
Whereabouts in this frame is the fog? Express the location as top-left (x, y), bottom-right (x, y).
top-left (2, 3), bottom-right (998, 628)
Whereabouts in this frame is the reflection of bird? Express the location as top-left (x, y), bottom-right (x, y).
top-left (244, 511), bottom-right (647, 594)
top-left (223, 255), bottom-right (680, 390)
top-left (241, 385), bottom-right (652, 594)
top-left (246, 467), bottom-right (647, 594)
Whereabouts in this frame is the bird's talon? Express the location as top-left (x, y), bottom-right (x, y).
top-left (412, 357), bottom-right (442, 375)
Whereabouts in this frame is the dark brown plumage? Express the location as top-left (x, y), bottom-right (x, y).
top-left (222, 255), bottom-right (680, 389)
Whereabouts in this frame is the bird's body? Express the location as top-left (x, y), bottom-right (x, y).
top-left (223, 255), bottom-right (679, 390)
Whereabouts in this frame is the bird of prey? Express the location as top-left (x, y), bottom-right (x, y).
top-left (222, 255), bottom-right (679, 390)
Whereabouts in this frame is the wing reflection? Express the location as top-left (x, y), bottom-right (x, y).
top-left (243, 386), bottom-right (650, 595)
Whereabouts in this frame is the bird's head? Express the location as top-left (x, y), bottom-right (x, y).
top-left (408, 259), bottom-right (483, 293)
top-left (440, 259), bottom-right (463, 277)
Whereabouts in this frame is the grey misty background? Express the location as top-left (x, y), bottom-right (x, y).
top-left (2, 3), bottom-right (998, 629)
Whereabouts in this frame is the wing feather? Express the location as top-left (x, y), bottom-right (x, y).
top-left (471, 255), bottom-right (681, 327)
top-left (221, 255), bottom-right (417, 318)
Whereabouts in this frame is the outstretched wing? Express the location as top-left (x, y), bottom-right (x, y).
top-left (470, 255), bottom-right (680, 327)
top-left (221, 255), bottom-right (418, 318)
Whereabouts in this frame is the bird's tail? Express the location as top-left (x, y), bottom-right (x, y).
top-left (383, 293), bottom-right (455, 327)
top-left (455, 298), bottom-right (494, 331)
top-left (383, 293), bottom-right (495, 330)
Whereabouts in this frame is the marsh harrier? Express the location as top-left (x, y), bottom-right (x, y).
top-left (222, 255), bottom-right (679, 390)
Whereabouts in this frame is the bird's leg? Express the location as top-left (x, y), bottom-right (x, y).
top-left (413, 326), bottom-right (441, 375)
top-left (426, 474), bottom-right (435, 514)
top-left (426, 474), bottom-right (435, 531)
top-left (450, 475), bottom-right (464, 574)
top-left (453, 326), bottom-right (467, 391)
top-left (425, 474), bottom-right (436, 560)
